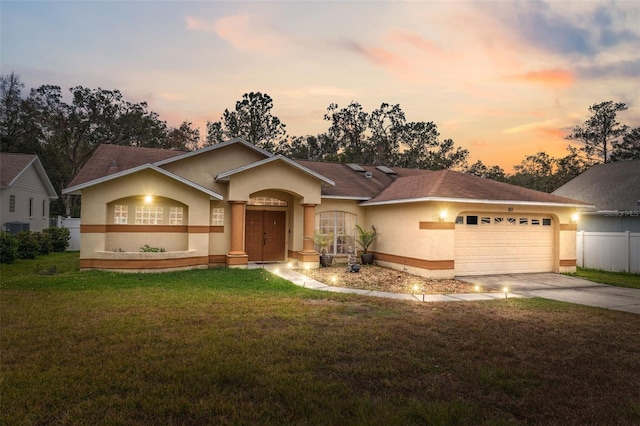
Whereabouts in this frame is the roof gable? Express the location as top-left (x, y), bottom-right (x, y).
top-left (552, 160), bottom-right (640, 211)
top-left (63, 163), bottom-right (223, 200)
top-left (0, 153), bottom-right (58, 199)
top-left (217, 155), bottom-right (335, 186)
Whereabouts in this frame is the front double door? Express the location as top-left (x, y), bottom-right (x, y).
top-left (245, 210), bottom-right (286, 262)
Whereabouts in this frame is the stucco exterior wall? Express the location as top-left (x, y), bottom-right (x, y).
top-left (226, 161), bottom-right (322, 205)
top-left (160, 143), bottom-right (265, 195)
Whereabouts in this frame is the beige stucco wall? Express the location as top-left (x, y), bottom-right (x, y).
top-left (79, 169), bottom-right (212, 259)
top-left (226, 161), bottom-right (323, 204)
top-left (160, 143), bottom-right (266, 195)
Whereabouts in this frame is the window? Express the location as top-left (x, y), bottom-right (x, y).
top-left (29, 198), bottom-right (33, 217)
top-left (211, 207), bottom-right (224, 226)
top-left (466, 215), bottom-right (478, 225)
top-left (531, 219), bottom-right (540, 225)
top-left (542, 218), bottom-right (551, 226)
top-left (494, 217), bottom-right (503, 224)
top-left (114, 205), bottom-right (128, 224)
top-left (455, 216), bottom-right (463, 224)
top-left (135, 205), bottom-right (163, 225)
top-left (9, 195), bottom-right (15, 212)
top-left (169, 207), bottom-right (183, 225)
top-left (315, 211), bottom-right (357, 255)
top-left (507, 217), bottom-right (516, 225)
top-left (481, 216), bottom-right (491, 224)
top-left (42, 200), bottom-right (46, 217)
top-left (519, 218), bottom-right (528, 225)
top-left (248, 197), bottom-right (287, 207)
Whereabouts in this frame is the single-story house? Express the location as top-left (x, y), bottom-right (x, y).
top-left (63, 138), bottom-right (589, 277)
top-left (552, 160), bottom-right (640, 232)
top-left (1, 153), bottom-right (58, 233)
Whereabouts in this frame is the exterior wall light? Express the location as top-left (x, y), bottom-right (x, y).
top-left (439, 210), bottom-right (447, 221)
top-left (571, 213), bottom-right (580, 223)
top-left (144, 195), bottom-right (153, 204)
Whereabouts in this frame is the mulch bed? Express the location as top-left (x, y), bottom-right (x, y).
top-left (301, 264), bottom-right (498, 294)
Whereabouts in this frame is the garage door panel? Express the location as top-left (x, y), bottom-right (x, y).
top-left (455, 215), bottom-right (553, 276)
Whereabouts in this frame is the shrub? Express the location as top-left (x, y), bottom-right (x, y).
top-left (140, 244), bottom-right (166, 253)
top-left (0, 232), bottom-right (18, 264)
top-left (16, 231), bottom-right (40, 260)
top-left (43, 227), bottom-right (70, 252)
top-left (33, 231), bottom-right (53, 255)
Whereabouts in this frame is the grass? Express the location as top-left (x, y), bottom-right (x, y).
top-left (2, 253), bottom-right (640, 425)
top-left (568, 267), bottom-right (640, 289)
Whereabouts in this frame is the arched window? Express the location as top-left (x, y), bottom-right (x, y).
top-left (315, 211), bottom-right (357, 255)
top-left (248, 197), bottom-right (287, 207)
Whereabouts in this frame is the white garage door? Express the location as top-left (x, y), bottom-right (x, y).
top-left (455, 214), bottom-right (554, 276)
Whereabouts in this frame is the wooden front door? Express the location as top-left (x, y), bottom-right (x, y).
top-left (245, 210), bottom-right (286, 262)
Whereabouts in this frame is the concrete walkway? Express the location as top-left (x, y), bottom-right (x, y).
top-left (250, 264), bottom-right (640, 314)
top-left (459, 273), bottom-right (640, 315)
top-left (249, 263), bottom-right (525, 303)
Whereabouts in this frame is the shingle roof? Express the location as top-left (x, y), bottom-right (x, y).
top-left (295, 160), bottom-right (429, 199)
top-left (552, 160), bottom-right (640, 211)
top-left (66, 142), bottom-right (589, 207)
top-left (67, 144), bottom-right (185, 188)
top-left (362, 169), bottom-right (589, 206)
top-left (0, 153), bottom-right (37, 188)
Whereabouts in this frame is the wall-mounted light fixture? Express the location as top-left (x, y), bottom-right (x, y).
top-left (439, 210), bottom-right (447, 221)
top-left (571, 213), bottom-right (580, 223)
top-left (144, 195), bottom-right (153, 204)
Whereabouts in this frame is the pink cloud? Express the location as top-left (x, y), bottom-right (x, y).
top-left (337, 39), bottom-right (416, 81)
top-left (506, 69), bottom-right (575, 88)
top-left (185, 15), bottom-right (290, 53)
top-left (386, 29), bottom-right (446, 58)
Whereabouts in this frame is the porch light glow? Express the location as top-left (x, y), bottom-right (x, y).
top-left (503, 287), bottom-right (509, 299)
top-left (571, 213), bottom-right (580, 223)
top-left (439, 210), bottom-right (447, 221)
top-left (144, 195), bottom-right (153, 204)
top-left (474, 285), bottom-right (480, 292)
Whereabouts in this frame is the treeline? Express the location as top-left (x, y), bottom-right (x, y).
top-left (2, 73), bottom-right (638, 215)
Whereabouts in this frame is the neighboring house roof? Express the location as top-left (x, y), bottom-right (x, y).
top-left (63, 140), bottom-right (589, 207)
top-left (361, 169), bottom-right (589, 207)
top-left (0, 152), bottom-right (58, 199)
top-left (552, 160), bottom-right (640, 212)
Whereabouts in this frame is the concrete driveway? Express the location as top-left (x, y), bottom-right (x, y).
top-left (458, 273), bottom-right (640, 315)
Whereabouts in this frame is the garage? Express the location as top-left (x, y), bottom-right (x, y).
top-left (455, 214), bottom-right (554, 276)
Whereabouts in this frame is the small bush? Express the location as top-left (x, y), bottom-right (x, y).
top-left (16, 231), bottom-right (40, 260)
top-left (33, 231), bottom-right (53, 255)
top-left (0, 232), bottom-right (18, 264)
top-left (140, 244), bottom-right (166, 253)
top-left (43, 227), bottom-right (70, 252)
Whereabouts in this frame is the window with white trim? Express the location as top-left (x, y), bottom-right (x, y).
top-left (248, 197), bottom-right (287, 207)
top-left (211, 207), bottom-right (224, 226)
top-left (315, 211), bottom-right (357, 255)
top-left (135, 205), bottom-right (163, 225)
top-left (169, 207), bottom-right (183, 225)
top-left (114, 205), bottom-right (128, 224)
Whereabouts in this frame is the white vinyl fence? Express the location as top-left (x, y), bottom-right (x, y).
top-left (576, 231), bottom-right (640, 273)
top-left (56, 216), bottom-right (81, 251)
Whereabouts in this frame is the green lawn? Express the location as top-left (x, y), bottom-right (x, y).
top-left (569, 267), bottom-right (640, 289)
top-left (2, 253), bottom-right (639, 425)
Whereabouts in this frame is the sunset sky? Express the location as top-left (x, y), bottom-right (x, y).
top-left (2, 1), bottom-right (639, 171)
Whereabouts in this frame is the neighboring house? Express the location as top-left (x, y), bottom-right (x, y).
top-left (1, 153), bottom-right (58, 233)
top-left (552, 160), bottom-right (640, 273)
top-left (63, 138), bottom-right (588, 277)
top-left (553, 160), bottom-right (640, 232)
